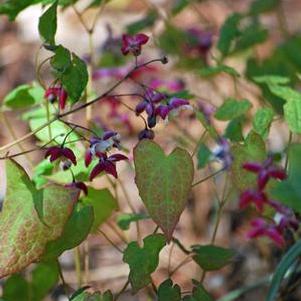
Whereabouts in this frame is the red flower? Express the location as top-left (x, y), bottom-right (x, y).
top-left (121, 33), bottom-right (149, 56)
top-left (239, 189), bottom-right (268, 212)
top-left (45, 146), bottom-right (77, 165)
top-left (89, 153), bottom-right (127, 180)
top-left (44, 85), bottom-right (68, 110)
top-left (243, 158), bottom-right (287, 190)
top-left (247, 218), bottom-right (285, 248)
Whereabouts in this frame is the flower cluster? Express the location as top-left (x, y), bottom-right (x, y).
top-left (85, 131), bottom-right (127, 180)
top-left (135, 88), bottom-right (190, 128)
top-left (45, 85), bottom-right (68, 110)
top-left (239, 157), bottom-right (298, 247)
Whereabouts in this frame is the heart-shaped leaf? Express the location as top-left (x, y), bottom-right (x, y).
top-left (134, 140), bottom-right (194, 240)
top-left (0, 159), bottom-right (78, 278)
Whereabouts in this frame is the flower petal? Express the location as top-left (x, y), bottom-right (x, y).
top-left (62, 148), bottom-right (77, 165)
top-left (89, 163), bottom-right (105, 181)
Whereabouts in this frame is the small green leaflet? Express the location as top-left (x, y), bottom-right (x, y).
top-left (270, 144), bottom-right (301, 213)
top-left (3, 84), bottom-right (44, 109)
top-left (81, 187), bottom-right (118, 233)
top-left (51, 45), bottom-right (88, 102)
top-left (217, 13), bottom-right (241, 57)
top-left (157, 279), bottom-right (181, 301)
top-left (192, 245), bottom-right (235, 271)
top-left (127, 10), bottom-right (157, 35)
top-left (199, 65), bottom-right (240, 78)
top-left (123, 234), bottom-right (166, 292)
top-left (215, 98), bottom-right (252, 121)
top-left (0, 159), bottom-right (78, 278)
top-left (253, 108), bottom-right (274, 138)
top-left (38, 1), bottom-right (58, 45)
top-left (117, 213), bottom-right (149, 230)
top-left (197, 143), bottom-right (211, 169)
top-left (249, 0), bottom-right (279, 16)
top-left (134, 140), bottom-right (194, 240)
top-left (224, 116), bottom-right (244, 142)
top-left (231, 131), bottom-right (266, 191)
top-left (182, 281), bottom-right (214, 301)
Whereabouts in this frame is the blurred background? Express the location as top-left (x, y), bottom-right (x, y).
top-left (1, 0), bottom-right (301, 300)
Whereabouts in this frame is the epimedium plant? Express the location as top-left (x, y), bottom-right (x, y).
top-left (0, 0), bottom-right (301, 300)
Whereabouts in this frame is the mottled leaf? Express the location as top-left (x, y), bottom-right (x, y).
top-left (123, 234), bottom-right (166, 292)
top-left (231, 131), bottom-right (266, 190)
top-left (0, 159), bottom-right (78, 278)
top-left (134, 140), bottom-right (194, 240)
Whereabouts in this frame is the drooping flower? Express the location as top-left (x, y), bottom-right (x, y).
top-left (89, 152), bottom-right (128, 180)
top-left (45, 146), bottom-right (77, 165)
top-left (121, 33), bottom-right (149, 56)
top-left (239, 189), bottom-right (268, 212)
top-left (155, 97), bottom-right (191, 120)
top-left (243, 158), bottom-right (287, 190)
top-left (45, 85), bottom-right (68, 110)
top-left (247, 218), bottom-right (285, 247)
top-left (138, 128), bottom-right (155, 140)
top-left (85, 131), bottom-right (121, 167)
top-left (65, 181), bottom-right (88, 196)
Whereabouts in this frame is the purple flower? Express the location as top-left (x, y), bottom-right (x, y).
top-left (247, 218), bottom-right (285, 248)
top-left (65, 181), bottom-right (88, 196)
top-left (121, 33), bottom-right (149, 56)
top-left (85, 131), bottom-right (121, 167)
top-left (155, 97), bottom-right (191, 120)
top-left (45, 146), bottom-right (77, 165)
top-left (44, 85), bottom-right (68, 110)
top-left (89, 153), bottom-right (128, 180)
top-left (243, 158), bottom-right (287, 190)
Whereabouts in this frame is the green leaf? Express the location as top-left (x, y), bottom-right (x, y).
top-left (217, 13), bottom-right (241, 57)
top-left (183, 282), bottom-right (214, 301)
top-left (117, 213), bottom-right (149, 230)
top-left (215, 98), bottom-right (252, 121)
top-left (249, 0), bottom-right (279, 15)
top-left (61, 53), bottom-right (89, 102)
top-left (197, 143), bottom-right (211, 169)
top-left (253, 75), bottom-right (290, 85)
top-left (266, 238), bottom-right (301, 301)
top-left (0, 159), bottom-right (78, 278)
top-left (199, 65), bottom-right (240, 78)
top-left (32, 160), bottom-right (54, 188)
top-left (43, 204), bottom-right (93, 260)
top-left (270, 144), bottom-right (301, 213)
top-left (38, 1), bottom-right (58, 45)
top-left (127, 10), bottom-right (157, 34)
top-left (196, 111), bottom-right (219, 139)
top-left (224, 117), bottom-right (244, 142)
top-left (81, 187), bottom-right (118, 233)
top-left (134, 140), bottom-right (194, 240)
top-left (2, 274), bottom-right (30, 301)
top-left (266, 84), bottom-right (301, 133)
top-left (231, 131), bottom-right (266, 191)
top-left (30, 261), bottom-right (59, 301)
top-left (3, 84), bottom-right (43, 109)
top-left (192, 245), bottom-right (234, 271)
top-left (0, 0), bottom-right (44, 20)
top-left (157, 279), bottom-right (181, 301)
top-left (253, 108), bottom-right (274, 138)
top-left (123, 234), bottom-right (166, 292)
top-left (50, 45), bottom-right (72, 72)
